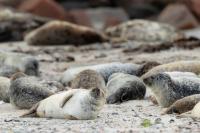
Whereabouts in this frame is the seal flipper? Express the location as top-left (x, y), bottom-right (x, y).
top-left (60, 93), bottom-right (74, 108)
top-left (20, 102), bottom-right (40, 117)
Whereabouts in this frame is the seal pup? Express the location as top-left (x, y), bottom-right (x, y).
top-left (60, 62), bottom-right (159, 86)
top-left (0, 76), bottom-right (10, 103)
top-left (141, 60), bottom-right (200, 80)
top-left (106, 73), bottom-right (146, 104)
top-left (105, 19), bottom-right (184, 43)
top-left (21, 88), bottom-right (105, 120)
top-left (25, 20), bottom-right (108, 46)
top-left (162, 94), bottom-right (200, 114)
top-left (9, 72), bottom-right (64, 109)
top-left (71, 69), bottom-right (106, 91)
top-left (0, 51), bottom-right (39, 76)
top-left (143, 71), bottom-right (200, 107)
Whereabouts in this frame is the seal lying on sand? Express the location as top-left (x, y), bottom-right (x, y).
top-left (25, 20), bottom-right (108, 46)
top-left (105, 19), bottom-right (184, 43)
top-left (9, 72), bottom-right (64, 109)
top-left (163, 94), bottom-right (200, 114)
top-left (143, 71), bottom-right (200, 107)
top-left (60, 62), bottom-right (159, 86)
top-left (21, 88), bottom-right (105, 120)
top-left (71, 69), bottom-right (106, 91)
top-left (0, 76), bottom-right (10, 103)
top-left (106, 73), bottom-right (146, 104)
top-left (0, 51), bottom-right (39, 76)
top-left (141, 60), bottom-right (200, 80)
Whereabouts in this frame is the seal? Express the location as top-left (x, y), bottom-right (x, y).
top-left (162, 94), bottom-right (200, 114)
top-left (60, 62), bottom-right (159, 86)
top-left (25, 20), bottom-right (108, 46)
top-left (105, 19), bottom-right (184, 43)
top-left (143, 71), bottom-right (200, 107)
top-left (106, 73), bottom-right (146, 104)
top-left (21, 87), bottom-right (105, 120)
top-left (141, 60), bottom-right (200, 80)
top-left (0, 51), bottom-right (39, 76)
top-left (9, 72), bottom-right (64, 109)
top-left (71, 69), bottom-right (106, 90)
top-left (0, 76), bottom-right (10, 103)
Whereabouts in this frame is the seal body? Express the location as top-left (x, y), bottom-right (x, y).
top-left (22, 88), bottom-right (105, 120)
top-left (191, 102), bottom-right (200, 118)
top-left (9, 74), bottom-right (64, 109)
top-left (163, 94), bottom-right (200, 114)
top-left (142, 61), bottom-right (200, 80)
top-left (25, 20), bottom-right (107, 46)
top-left (105, 19), bottom-right (184, 43)
top-left (0, 77), bottom-right (10, 103)
top-left (106, 73), bottom-right (146, 104)
top-left (60, 62), bottom-right (145, 86)
top-left (0, 51), bottom-right (39, 76)
top-left (143, 72), bottom-right (200, 107)
top-left (71, 69), bottom-right (106, 90)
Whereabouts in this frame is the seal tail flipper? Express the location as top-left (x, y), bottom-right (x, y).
top-left (20, 102), bottom-right (40, 117)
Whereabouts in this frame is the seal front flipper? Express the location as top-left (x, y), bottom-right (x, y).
top-left (59, 92), bottom-right (74, 108)
top-left (20, 102), bottom-right (40, 117)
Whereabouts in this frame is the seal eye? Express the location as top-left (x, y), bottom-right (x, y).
top-left (172, 108), bottom-right (180, 114)
top-left (121, 91), bottom-right (129, 102)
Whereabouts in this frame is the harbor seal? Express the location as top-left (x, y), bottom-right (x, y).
top-left (141, 60), bottom-right (200, 80)
top-left (0, 76), bottom-right (10, 103)
top-left (25, 20), bottom-right (108, 46)
top-left (143, 71), bottom-right (200, 107)
top-left (71, 69), bottom-right (106, 91)
top-left (106, 73), bottom-right (146, 104)
top-left (163, 94), bottom-right (200, 114)
top-left (21, 88), bottom-right (105, 120)
top-left (105, 19), bottom-right (184, 43)
top-left (60, 62), bottom-right (159, 86)
top-left (0, 51), bottom-right (39, 76)
top-left (9, 72), bottom-right (64, 109)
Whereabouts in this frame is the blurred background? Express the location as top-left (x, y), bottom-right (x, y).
top-left (0, 0), bottom-right (200, 31)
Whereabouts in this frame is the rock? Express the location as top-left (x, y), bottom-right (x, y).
top-left (105, 19), bottom-right (185, 43)
top-left (106, 73), bottom-right (146, 104)
top-left (0, 77), bottom-right (10, 103)
top-left (25, 20), bottom-right (108, 46)
top-left (18, 0), bottom-right (68, 20)
top-left (158, 4), bottom-right (199, 29)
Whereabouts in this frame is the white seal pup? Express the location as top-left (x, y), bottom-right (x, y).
top-left (21, 87), bottom-right (105, 120)
top-left (143, 71), bottom-right (200, 107)
top-left (106, 73), bottom-right (146, 104)
top-left (9, 72), bottom-right (64, 109)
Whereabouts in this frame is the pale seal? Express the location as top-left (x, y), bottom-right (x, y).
top-left (21, 88), bottom-right (105, 120)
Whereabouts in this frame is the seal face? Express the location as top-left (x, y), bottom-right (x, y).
top-left (71, 69), bottom-right (106, 91)
top-left (163, 94), bottom-right (200, 114)
top-left (60, 62), bottom-right (143, 86)
top-left (9, 73), bottom-right (63, 109)
top-left (106, 73), bottom-right (146, 104)
top-left (22, 88), bottom-right (106, 120)
top-left (143, 72), bottom-right (200, 107)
